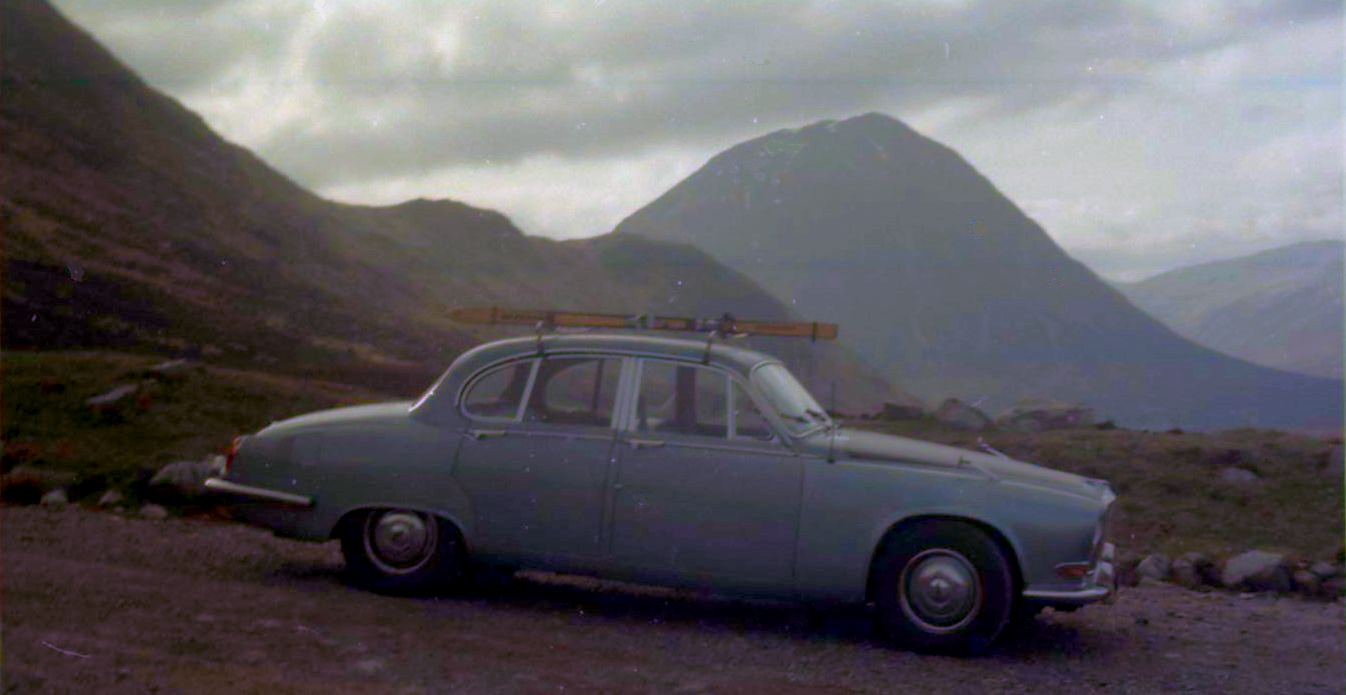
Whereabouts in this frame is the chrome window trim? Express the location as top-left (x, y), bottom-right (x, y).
top-left (458, 357), bottom-right (539, 424)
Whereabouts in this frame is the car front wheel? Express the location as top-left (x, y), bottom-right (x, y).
top-left (340, 508), bottom-right (464, 595)
top-left (872, 520), bottom-right (1014, 654)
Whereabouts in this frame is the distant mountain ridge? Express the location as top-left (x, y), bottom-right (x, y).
top-left (1119, 240), bottom-right (1343, 380)
top-left (616, 113), bottom-right (1342, 429)
top-left (0, 0), bottom-right (901, 410)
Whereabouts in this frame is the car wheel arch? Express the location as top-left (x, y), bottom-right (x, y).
top-left (865, 514), bottom-right (1024, 605)
top-left (330, 505), bottom-right (472, 553)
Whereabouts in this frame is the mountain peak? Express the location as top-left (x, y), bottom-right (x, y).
top-left (837, 111), bottom-right (918, 135)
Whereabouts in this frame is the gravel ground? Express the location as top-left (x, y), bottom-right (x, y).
top-left (4, 506), bottom-right (1343, 694)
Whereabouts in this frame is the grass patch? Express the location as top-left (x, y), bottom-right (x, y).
top-left (855, 418), bottom-right (1344, 561)
top-left (2, 351), bottom-right (393, 492)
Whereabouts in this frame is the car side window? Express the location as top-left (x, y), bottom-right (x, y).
top-left (462, 360), bottom-right (535, 420)
top-left (636, 361), bottom-right (729, 438)
top-left (523, 356), bottom-right (621, 427)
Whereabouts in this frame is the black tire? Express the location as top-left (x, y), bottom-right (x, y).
top-left (340, 508), bottom-right (465, 595)
top-left (872, 520), bottom-right (1014, 655)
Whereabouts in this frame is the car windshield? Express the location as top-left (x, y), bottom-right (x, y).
top-left (750, 363), bottom-right (831, 436)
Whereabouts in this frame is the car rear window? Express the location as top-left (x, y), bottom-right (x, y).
top-left (462, 360), bottom-right (535, 420)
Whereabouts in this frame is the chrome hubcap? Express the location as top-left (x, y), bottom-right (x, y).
top-left (365, 510), bottom-right (436, 574)
top-left (899, 549), bottom-right (982, 633)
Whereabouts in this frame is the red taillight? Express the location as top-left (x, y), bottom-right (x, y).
top-left (223, 436), bottom-right (244, 475)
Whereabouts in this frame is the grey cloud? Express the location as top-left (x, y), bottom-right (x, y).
top-left (48, 0), bottom-right (1343, 280)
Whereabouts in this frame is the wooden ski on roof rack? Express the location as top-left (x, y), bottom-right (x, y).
top-left (449, 307), bottom-right (838, 341)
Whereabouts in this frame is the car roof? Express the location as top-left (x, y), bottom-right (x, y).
top-left (410, 332), bottom-right (781, 423)
top-left (465, 332), bottom-right (779, 373)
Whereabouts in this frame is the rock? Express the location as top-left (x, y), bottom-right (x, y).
top-left (138, 503), bottom-right (169, 520)
top-left (1293, 569), bottom-right (1321, 596)
top-left (1222, 550), bottom-right (1292, 592)
top-left (1201, 448), bottom-right (1246, 468)
top-left (39, 488), bottom-right (68, 508)
top-left (933, 398), bottom-right (992, 431)
top-left (1, 465), bottom-right (75, 504)
top-left (1309, 561), bottom-right (1339, 580)
top-left (1171, 552), bottom-right (1214, 589)
top-left (85, 384), bottom-right (140, 410)
top-left (879, 402), bottom-right (925, 421)
top-left (148, 459), bottom-right (218, 500)
top-left (1321, 576), bottom-right (1346, 599)
top-left (143, 359), bottom-right (195, 381)
top-left (1218, 467), bottom-right (1259, 485)
top-left (1136, 553), bottom-right (1172, 581)
top-left (96, 489), bottom-right (126, 508)
top-left (996, 400), bottom-right (1096, 432)
top-left (351, 658), bottom-right (385, 675)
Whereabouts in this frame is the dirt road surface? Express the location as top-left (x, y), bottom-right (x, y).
top-left (4, 506), bottom-right (1342, 693)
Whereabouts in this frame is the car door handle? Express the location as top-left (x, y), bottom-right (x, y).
top-left (467, 428), bottom-right (508, 440)
top-left (627, 438), bottom-right (665, 449)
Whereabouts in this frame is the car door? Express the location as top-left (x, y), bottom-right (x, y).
top-left (453, 355), bottom-right (625, 569)
top-left (607, 358), bottom-right (803, 588)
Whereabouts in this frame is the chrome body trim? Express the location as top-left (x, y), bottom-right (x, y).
top-left (204, 477), bottom-right (314, 507)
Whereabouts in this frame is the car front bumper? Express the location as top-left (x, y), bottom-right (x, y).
top-left (1021, 542), bottom-right (1117, 606)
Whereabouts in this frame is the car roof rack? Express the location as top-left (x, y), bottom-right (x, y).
top-left (449, 307), bottom-right (838, 342)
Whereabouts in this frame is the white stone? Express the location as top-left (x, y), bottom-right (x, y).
top-left (138, 503), bottom-right (169, 520)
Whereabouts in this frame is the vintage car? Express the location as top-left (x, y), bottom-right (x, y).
top-left (206, 331), bottom-right (1116, 654)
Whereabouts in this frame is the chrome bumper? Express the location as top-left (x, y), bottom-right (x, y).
top-left (203, 478), bottom-right (313, 508)
top-left (1022, 542), bottom-right (1116, 605)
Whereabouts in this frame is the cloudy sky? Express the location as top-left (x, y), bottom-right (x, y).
top-left (55, 0), bottom-right (1342, 280)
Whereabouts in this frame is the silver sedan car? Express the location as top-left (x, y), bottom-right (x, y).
top-left (207, 333), bottom-right (1116, 654)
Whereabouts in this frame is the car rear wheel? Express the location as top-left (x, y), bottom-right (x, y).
top-left (872, 520), bottom-right (1014, 655)
top-left (340, 508), bottom-right (464, 595)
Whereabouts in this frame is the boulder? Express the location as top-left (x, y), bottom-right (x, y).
top-left (879, 402), bottom-right (925, 421)
top-left (39, 488), bottom-right (68, 508)
top-left (1171, 552), bottom-right (1214, 589)
top-left (1136, 553), bottom-right (1171, 581)
top-left (1309, 561), bottom-right (1339, 580)
top-left (148, 459), bottom-right (218, 501)
top-left (96, 489), bottom-right (126, 508)
top-left (934, 399), bottom-right (991, 431)
top-left (2, 464), bottom-right (75, 500)
top-left (138, 504), bottom-right (169, 520)
top-left (1218, 467), bottom-right (1259, 485)
top-left (996, 401), bottom-right (1096, 432)
top-left (1222, 550), bottom-right (1292, 592)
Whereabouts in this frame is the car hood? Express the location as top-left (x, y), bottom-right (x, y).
top-left (802, 428), bottom-right (1112, 503)
top-left (261, 401), bottom-right (415, 434)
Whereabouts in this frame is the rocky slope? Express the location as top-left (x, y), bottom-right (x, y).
top-left (0, 0), bottom-right (898, 409)
top-left (1119, 240), bottom-right (1343, 380)
top-left (615, 113), bottom-right (1342, 429)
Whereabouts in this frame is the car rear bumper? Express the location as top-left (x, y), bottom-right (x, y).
top-left (203, 477), bottom-right (313, 507)
top-left (1021, 542), bottom-right (1117, 606)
